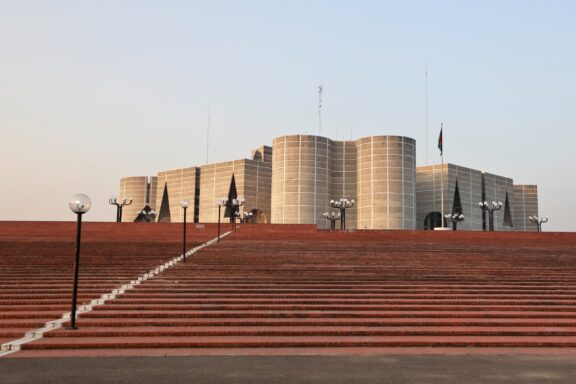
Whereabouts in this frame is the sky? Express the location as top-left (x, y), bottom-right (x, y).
top-left (1, 1), bottom-right (574, 231)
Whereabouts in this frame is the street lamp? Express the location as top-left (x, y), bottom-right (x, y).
top-left (229, 198), bottom-right (245, 232)
top-left (68, 193), bottom-right (91, 330)
top-left (444, 213), bottom-right (465, 231)
top-left (529, 216), bottom-right (549, 232)
top-left (216, 198), bottom-right (228, 242)
top-left (323, 211), bottom-right (341, 230)
top-left (478, 201), bottom-right (503, 232)
top-left (330, 198), bottom-right (355, 229)
top-left (108, 196), bottom-right (132, 222)
top-left (181, 199), bottom-right (190, 262)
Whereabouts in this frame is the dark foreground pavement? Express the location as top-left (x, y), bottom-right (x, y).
top-left (1, 355), bottom-right (575, 383)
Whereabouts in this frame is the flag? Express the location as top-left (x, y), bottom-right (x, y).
top-left (438, 125), bottom-right (443, 155)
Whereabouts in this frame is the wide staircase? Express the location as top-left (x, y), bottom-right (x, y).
top-left (3, 222), bottom-right (576, 356)
top-left (0, 221), bottom-right (218, 355)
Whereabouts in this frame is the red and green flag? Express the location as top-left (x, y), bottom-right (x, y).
top-left (438, 125), bottom-right (443, 155)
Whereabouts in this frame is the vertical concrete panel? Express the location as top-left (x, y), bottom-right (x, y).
top-left (154, 167), bottom-right (199, 223)
top-left (512, 185), bottom-right (539, 232)
top-left (330, 141), bottom-right (358, 229)
top-left (199, 159), bottom-right (272, 223)
top-left (482, 173), bottom-right (514, 231)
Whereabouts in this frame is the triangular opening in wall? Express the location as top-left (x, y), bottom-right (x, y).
top-left (225, 173), bottom-right (238, 221)
top-left (452, 179), bottom-right (463, 215)
top-left (157, 183), bottom-right (171, 223)
top-left (503, 191), bottom-right (514, 227)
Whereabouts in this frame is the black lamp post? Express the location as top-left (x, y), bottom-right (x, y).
top-left (229, 198), bottom-right (245, 232)
top-left (181, 199), bottom-right (190, 262)
top-left (330, 198), bottom-right (355, 229)
top-left (68, 193), bottom-right (91, 330)
top-left (216, 199), bottom-right (228, 242)
top-left (529, 216), bottom-right (549, 232)
top-left (478, 201), bottom-right (503, 231)
top-left (323, 211), bottom-right (341, 230)
top-left (444, 213), bottom-right (465, 231)
top-left (108, 196), bottom-right (132, 222)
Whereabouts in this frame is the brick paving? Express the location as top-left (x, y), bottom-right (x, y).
top-left (2, 222), bottom-right (576, 357)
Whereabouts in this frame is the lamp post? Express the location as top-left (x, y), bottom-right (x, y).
top-left (108, 196), bottom-right (132, 222)
top-left (181, 199), bottom-right (190, 262)
top-left (323, 211), bottom-right (341, 230)
top-left (68, 193), bottom-right (92, 330)
top-left (529, 216), bottom-right (549, 232)
top-left (330, 198), bottom-right (355, 229)
top-left (229, 198), bottom-right (245, 232)
top-left (444, 213), bottom-right (465, 231)
top-left (478, 201), bottom-right (503, 231)
top-left (216, 199), bottom-right (228, 242)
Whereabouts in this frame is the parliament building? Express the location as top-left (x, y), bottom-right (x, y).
top-left (118, 134), bottom-right (539, 231)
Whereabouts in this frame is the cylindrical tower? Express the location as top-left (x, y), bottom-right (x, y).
top-left (356, 136), bottom-right (416, 229)
top-left (271, 135), bottom-right (332, 228)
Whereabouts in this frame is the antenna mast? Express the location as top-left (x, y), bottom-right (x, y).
top-left (318, 84), bottom-right (323, 135)
top-left (206, 105), bottom-right (210, 164)
top-left (425, 62), bottom-right (429, 165)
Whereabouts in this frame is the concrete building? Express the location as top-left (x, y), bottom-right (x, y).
top-left (270, 135), bottom-right (415, 230)
top-left (155, 167), bottom-right (200, 223)
top-left (199, 156), bottom-right (272, 224)
top-left (118, 134), bottom-right (539, 231)
top-left (330, 140), bottom-right (358, 228)
top-left (356, 136), bottom-right (416, 230)
top-left (416, 163), bottom-right (532, 231)
top-left (271, 135), bottom-right (333, 229)
top-left (118, 176), bottom-right (157, 222)
top-left (416, 164), bottom-right (484, 230)
top-left (512, 185), bottom-right (539, 232)
top-left (482, 172), bottom-right (515, 231)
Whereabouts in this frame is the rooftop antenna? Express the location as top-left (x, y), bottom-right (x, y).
top-left (318, 83), bottom-right (323, 135)
top-left (206, 105), bottom-right (210, 164)
top-left (425, 61), bottom-right (429, 165)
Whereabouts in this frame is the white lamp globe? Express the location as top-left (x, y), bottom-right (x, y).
top-left (69, 194), bottom-right (92, 214)
top-left (181, 199), bottom-right (190, 208)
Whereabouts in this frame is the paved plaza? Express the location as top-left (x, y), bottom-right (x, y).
top-left (1, 355), bottom-right (576, 383)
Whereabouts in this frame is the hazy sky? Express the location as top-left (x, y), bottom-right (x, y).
top-left (1, 1), bottom-right (574, 231)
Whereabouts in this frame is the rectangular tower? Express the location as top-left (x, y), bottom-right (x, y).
top-left (512, 185), bottom-right (539, 231)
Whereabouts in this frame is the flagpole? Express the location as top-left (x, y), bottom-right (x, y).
top-left (440, 123), bottom-right (444, 227)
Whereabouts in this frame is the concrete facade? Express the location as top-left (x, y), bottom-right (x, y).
top-left (155, 167), bottom-right (200, 223)
top-left (356, 136), bottom-right (416, 230)
top-left (199, 159), bottom-right (272, 224)
top-left (119, 176), bottom-right (157, 222)
top-left (482, 173), bottom-right (515, 231)
top-left (271, 135), bottom-right (333, 229)
top-left (271, 135), bottom-right (415, 230)
top-left (118, 133), bottom-right (538, 231)
top-left (416, 164), bottom-right (483, 230)
top-left (512, 185), bottom-right (539, 232)
top-left (251, 145), bottom-right (273, 164)
top-left (416, 164), bottom-right (528, 231)
top-left (330, 140), bottom-right (358, 228)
